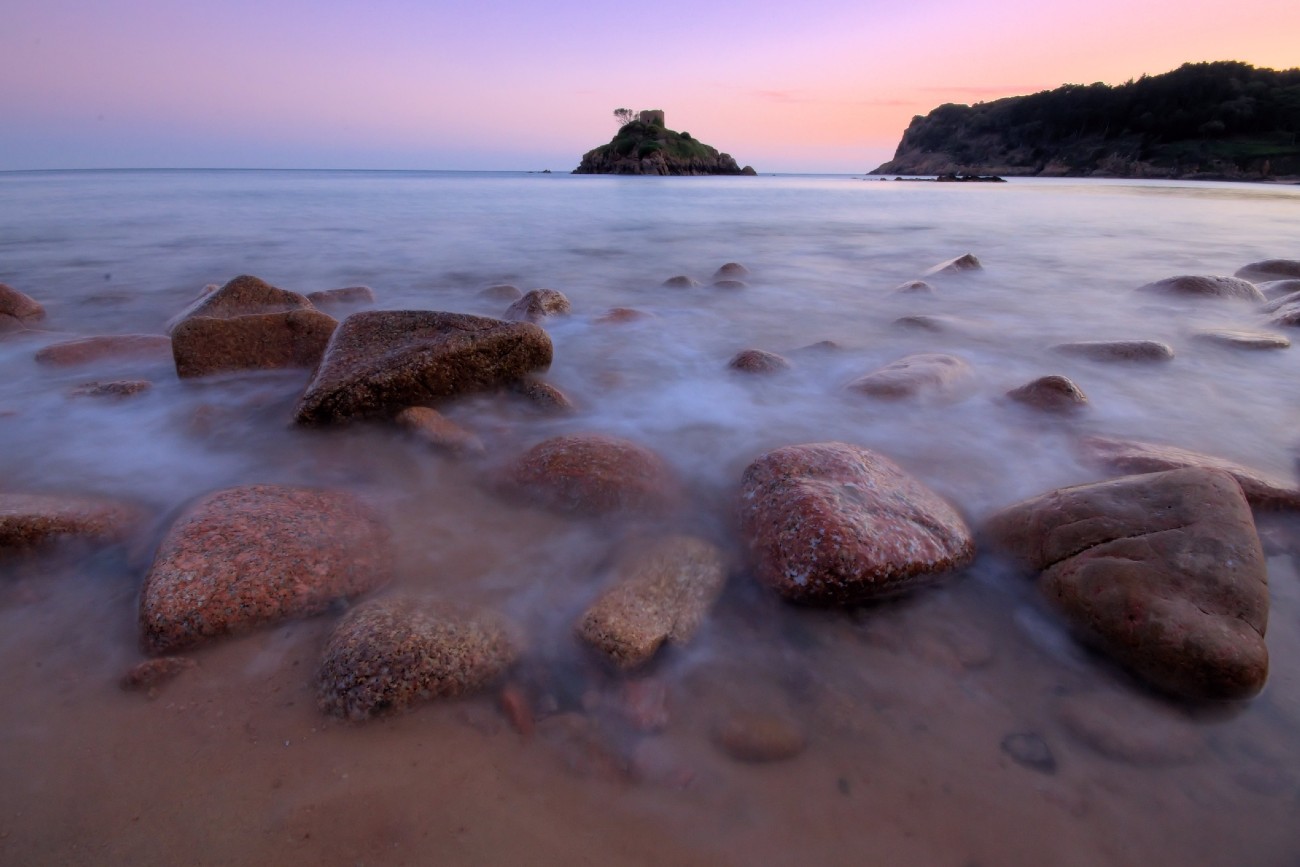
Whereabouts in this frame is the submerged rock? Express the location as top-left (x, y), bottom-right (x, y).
top-left (317, 596), bottom-right (519, 720)
top-left (712, 710), bottom-right (807, 763)
top-left (505, 288), bottom-right (572, 323)
top-left (576, 535), bottom-right (727, 670)
top-left (985, 467), bottom-right (1269, 701)
top-left (139, 485), bottom-right (393, 654)
top-left (893, 280), bottom-right (936, 295)
top-left (171, 309), bottom-right (338, 378)
top-left (1006, 374), bottom-right (1088, 413)
top-left (1236, 259), bottom-right (1300, 282)
top-left (120, 656), bottom-right (196, 694)
top-left (711, 279), bottom-right (748, 289)
top-left (0, 492), bottom-right (147, 554)
top-left (394, 406), bottom-right (485, 456)
top-left (595, 307), bottom-right (652, 324)
top-left (1052, 340), bottom-right (1174, 362)
top-left (306, 286), bottom-right (376, 307)
top-left (511, 379), bottom-right (575, 414)
top-left (1257, 279), bottom-right (1300, 299)
top-left (479, 284), bottom-right (523, 302)
top-left (69, 379), bottom-right (153, 399)
top-left (728, 348), bottom-right (791, 374)
top-left (501, 433), bottom-right (681, 517)
top-left (662, 276), bottom-right (701, 288)
top-left (738, 442), bottom-right (974, 604)
top-left (846, 353), bottom-right (973, 401)
top-left (713, 263), bottom-right (749, 279)
top-left (922, 253), bottom-right (981, 276)
top-left (293, 310), bottom-right (552, 425)
top-left (1000, 732), bottom-right (1057, 774)
top-left (1191, 329), bottom-right (1290, 350)
top-left (1054, 691), bottom-right (1206, 765)
top-left (1136, 275), bottom-right (1264, 302)
top-left (35, 334), bottom-right (172, 367)
top-left (0, 283), bottom-right (45, 332)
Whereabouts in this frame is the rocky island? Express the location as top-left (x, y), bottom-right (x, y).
top-left (872, 61), bottom-right (1300, 181)
top-left (574, 109), bottom-right (757, 176)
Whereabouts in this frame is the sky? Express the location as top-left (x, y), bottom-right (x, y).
top-left (2, 0), bottom-right (1298, 174)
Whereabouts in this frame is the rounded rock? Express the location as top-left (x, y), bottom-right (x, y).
top-left (503, 433), bottom-right (681, 517)
top-left (728, 349), bottom-right (791, 374)
top-left (1006, 375), bottom-right (1088, 413)
top-left (1136, 275), bottom-right (1264, 302)
top-left (505, 288), bottom-right (572, 323)
top-left (1236, 259), bottom-right (1300, 282)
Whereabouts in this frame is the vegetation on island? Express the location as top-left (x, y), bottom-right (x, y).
top-left (872, 61), bottom-right (1300, 180)
top-left (573, 109), bottom-right (757, 176)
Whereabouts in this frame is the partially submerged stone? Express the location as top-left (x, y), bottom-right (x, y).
top-left (172, 309), bottom-right (338, 378)
top-left (394, 406), bottom-right (485, 456)
top-left (1136, 275), bottom-right (1264, 302)
top-left (307, 286), bottom-right (377, 307)
top-left (0, 283), bottom-right (45, 332)
top-left (1236, 259), bottom-right (1300, 283)
top-left (0, 492), bottom-right (147, 553)
top-left (712, 710), bottom-right (807, 763)
top-left (712, 279), bottom-right (748, 289)
top-left (139, 485), bottom-right (393, 654)
top-left (505, 288), bottom-right (572, 323)
top-left (479, 284), bottom-right (523, 302)
top-left (1052, 340), bottom-right (1174, 362)
top-left (922, 253), bottom-right (981, 277)
top-left (713, 263), bottom-right (749, 279)
top-left (595, 307), bottom-right (651, 324)
top-left (1257, 279), bottom-right (1300, 299)
top-left (35, 334), bottom-right (172, 367)
top-left (1080, 435), bottom-right (1300, 510)
top-left (846, 353), bottom-right (972, 401)
top-left (502, 433), bottom-right (680, 517)
top-left (317, 596), bottom-right (518, 720)
top-left (662, 276), bottom-right (701, 288)
top-left (893, 280), bottom-right (935, 295)
top-left (985, 467), bottom-right (1269, 701)
top-left (69, 379), bottom-right (153, 399)
top-left (1191, 329), bottom-right (1290, 350)
top-left (511, 379), bottom-right (575, 414)
top-left (576, 535), bottom-right (727, 670)
top-left (166, 274), bottom-right (314, 333)
top-left (293, 310), bottom-right (552, 425)
top-left (728, 348), bottom-right (791, 374)
top-left (1006, 375), bottom-right (1088, 413)
top-left (738, 442), bottom-right (974, 604)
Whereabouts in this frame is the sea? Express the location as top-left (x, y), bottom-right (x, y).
top-left (1, 169), bottom-right (1299, 865)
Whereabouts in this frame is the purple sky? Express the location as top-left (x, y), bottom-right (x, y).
top-left (3, 0), bottom-right (1297, 172)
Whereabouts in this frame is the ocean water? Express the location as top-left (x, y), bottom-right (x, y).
top-left (2, 169), bottom-right (1299, 865)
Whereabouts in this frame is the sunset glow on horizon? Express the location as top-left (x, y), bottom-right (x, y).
top-left (3, 0), bottom-right (1298, 173)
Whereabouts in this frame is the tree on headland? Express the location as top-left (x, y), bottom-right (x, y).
top-left (613, 108), bottom-right (636, 127)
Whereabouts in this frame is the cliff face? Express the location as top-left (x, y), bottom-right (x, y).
top-left (872, 61), bottom-right (1300, 180)
top-left (573, 112), bottom-right (756, 176)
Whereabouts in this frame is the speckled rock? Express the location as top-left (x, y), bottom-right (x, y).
top-left (120, 656), bottom-right (196, 693)
top-left (739, 442), bottom-right (974, 604)
top-left (69, 379), bottom-right (153, 399)
top-left (985, 467), bottom-right (1269, 701)
top-left (171, 309), bottom-right (338, 379)
top-left (846, 353), bottom-right (973, 401)
top-left (1236, 259), bottom-right (1300, 282)
top-left (293, 310), bottom-right (553, 425)
top-left (1136, 275), bottom-right (1264, 302)
top-left (166, 274), bottom-right (314, 333)
top-left (306, 286), bottom-right (376, 307)
top-left (728, 349), bottom-right (791, 374)
top-left (662, 276), bottom-right (701, 288)
top-left (1191, 329), bottom-right (1290, 350)
top-left (35, 334), bottom-right (172, 367)
top-left (1080, 435), bottom-right (1300, 510)
top-left (0, 492), bottom-right (147, 553)
top-left (893, 280), bottom-right (936, 295)
top-left (0, 283), bottom-right (45, 332)
top-left (1006, 375), bottom-right (1088, 413)
top-left (511, 379), bottom-right (575, 414)
top-left (713, 263), bottom-right (749, 279)
top-left (317, 596), bottom-right (518, 720)
top-left (712, 710), bottom-right (807, 762)
top-left (505, 288), bottom-right (572, 323)
top-left (479, 284), bottom-right (523, 302)
top-left (1054, 691), bottom-right (1206, 765)
top-left (394, 406), bottom-right (485, 456)
top-left (139, 485), bottom-right (393, 655)
top-left (922, 253), bottom-right (981, 276)
top-left (502, 433), bottom-right (681, 517)
top-left (1052, 340), bottom-right (1174, 362)
top-left (576, 535), bottom-right (727, 670)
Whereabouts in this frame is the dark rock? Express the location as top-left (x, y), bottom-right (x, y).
top-left (307, 286), bottom-right (377, 307)
top-left (139, 485), bottom-right (393, 654)
top-left (171, 309), bottom-right (338, 379)
top-left (576, 535), bottom-right (727, 670)
top-left (35, 334), bottom-right (172, 367)
top-left (479, 284), bottom-right (523, 302)
top-left (922, 253), bottom-right (981, 276)
top-left (1000, 732), bottom-right (1057, 774)
top-left (985, 467), bottom-right (1269, 700)
top-left (595, 307), bottom-right (652, 324)
top-left (712, 279), bottom-right (748, 290)
top-left (501, 433), bottom-right (681, 517)
top-left (120, 656), bottom-right (196, 693)
top-left (293, 311), bottom-right (552, 426)
top-left (1136, 275), bottom-right (1264, 302)
top-left (0, 492), bottom-right (147, 553)
top-left (712, 710), bottom-right (807, 763)
top-left (1258, 293), bottom-right (1300, 314)
top-left (846, 353), bottom-right (973, 401)
top-left (713, 263), bottom-right (749, 279)
top-left (511, 379), bottom-right (575, 414)
top-left (738, 442), bottom-right (974, 604)
top-left (69, 379), bottom-right (153, 399)
top-left (317, 596), bottom-right (518, 721)
top-left (662, 276), bottom-right (701, 288)
top-left (166, 274), bottom-right (314, 333)
top-left (1080, 435), bottom-right (1300, 510)
top-left (1268, 306), bottom-right (1300, 328)
top-left (728, 349), bottom-right (791, 374)
top-left (1257, 279), bottom-right (1300, 299)
top-left (1236, 259), bottom-right (1300, 282)
top-left (394, 406), bottom-right (485, 456)
top-left (505, 288), bottom-right (572, 323)
top-left (1006, 375), bottom-right (1088, 413)
top-left (892, 314), bottom-right (967, 332)
top-left (1054, 691), bottom-right (1206, 765)
top-left (893, 280), bottom-right (936, 295)
top-left (0, 283), bottom-right (45, 331)
top-left (1191, 329), bottom-right (1290, 350)
top-left (1052, 340), bottom-right (1174, 362)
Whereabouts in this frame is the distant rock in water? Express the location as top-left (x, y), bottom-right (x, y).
top-left (574, 110), bottom-right (757, 176)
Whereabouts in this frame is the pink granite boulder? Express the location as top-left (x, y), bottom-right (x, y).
top-left (166, 274), bottom-right (314, 333)
top-left (139, 485), bottom-right (393, 654)
top-left (0, 283), bottom-right (45, 332)
top-left (502, 433), bottom-right (681, 517)
top-left (171, 309), bottom-right (338, 378)
top-left (739, 442), bottom-right (974, 604)
top-left (0, 492), bottom-right (147, 554)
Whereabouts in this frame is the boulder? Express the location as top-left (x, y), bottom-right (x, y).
top-left (394, 406), bottom-right (485, 456)
top-left (166, 274), bottom-right (314, 333)
top-left (1236, 259), bottom-right (1300, 282)
top-left (846, 353), bottom-right (973, 401)
top-left (893, 280), bottom-right (935, 295)
top-left (35, 334), bottom-right (172, 367)
top-left (1191, 329), bottom-right (1290, 350)
top-left (505, 288), bottom-right (572, 323)
top-left (728, 348), bottom-right (791, 374)
top-left (139, 485), bottom-right (393, 654)
top-left (575, 535), bottom-right (727, 670)
top-left (0, 492), bottom-right (147, 553)
top-left (306, 286), bottom-right (376, 307)
top-left (293, 311), bottom-right (552, 426)
top-left (1080, 435), bottom-right (1300, 510)
top-left (511, 379), bottom-right (575, 414)
top-left (738, 442), bottom-right (974, 604)
top-left (0, 283), bottom-right (45, 332)
top-left (317, 596), bottom-right (518, 720)
top-left (1259, 293), bottom-right (1300, 314)
top-left (1006, 375), bottom-right (1088, 413)
top-left (985, 467), bottom-right (1269, 700)
top-left (171, 309), bottom-right (338, 378)
top-left (502, 433), bottom-right (680, 517)
top-left (1052, 340), bottom-right (1174, 362)
top-left (713, 263), bottom-right (749, 279)
top-left (1268, 306), bottom-right (1300, 328)
top-left (1136, 275), bottom-right (1264, 302)
top-left (922, 253), bottom-right (981, 276)
top-left (662, 276), bottom-right (701, 288)
top-left (1257, 279), bottom-right (1300, 299)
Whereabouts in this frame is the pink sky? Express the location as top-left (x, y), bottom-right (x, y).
top-left (2, 0), bottom-right (1297, 173)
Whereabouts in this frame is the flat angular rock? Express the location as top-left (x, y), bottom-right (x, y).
top-left (502, 433), bottom-right (680, 517)
top-left (985, 467), bottom-right (1269, 701)
top-left (505, 288), bottom-right (571, 323)
top-left (0, 283), bottom-right (45, 332)
top-left (1136, 275), bottom-right (1264, 302)
top-left (846, 353), bottom-right (972, 401)
top-left (1080, 435), bottom-right (1300, 510)
top-left (1236, 259), bottom-right (1300, 282)
top-left (394, 406), bottom-right (485, 456)
top-left (576, 535), bottom-right (727, 670)
top-left (171, 309), bottom-right (338, 378)
top-left (139, 485), bottom-right (393, 654)
top-left (166, 274), bottom-right (314, 333)
top-left (293, 310), bottom-right (552, 426)
top-left (1052, 340), bottom-right (1174, 362)
top-left (922, 253), bottom-right (981, 277)
top-left (1191, 329), bottom-right (1290, 350)
top-left (1006, 375), bottom-right (1088, 413)
top-left (35, 334), bottom-right (172, 367)
top-left (317, 596), bottom-right (518, 721)
top-left (738, 442), bottom-right (974, 604)
top-left (728, 348), bottom-right (791, 374)
top-left (0, 492), bottom-right (147, 553)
